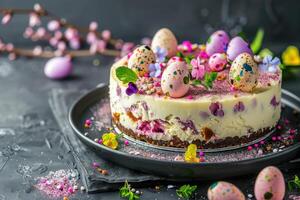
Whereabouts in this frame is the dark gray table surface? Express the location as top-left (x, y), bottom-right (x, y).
top-left (0, 53), bottom-right (299, 200)
top-left (1, 1), bottom-right (300, 198)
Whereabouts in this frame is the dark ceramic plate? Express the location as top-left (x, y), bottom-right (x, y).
top-left (69, 85), bottom-right (300, 179)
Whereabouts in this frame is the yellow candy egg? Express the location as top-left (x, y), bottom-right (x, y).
top-left (151, 28), bottom-right (178, 57)
top-left (229, 53), bottom-right (258, 92)
top-left (128, 45), bottom-right (156, 77)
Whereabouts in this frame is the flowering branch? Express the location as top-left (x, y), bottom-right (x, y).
top-left (0, 4), bottom-right (128, 60)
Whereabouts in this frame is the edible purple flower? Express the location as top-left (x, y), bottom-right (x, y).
top-left (125, 82), bottom-right (138, 96)
top-left (233, 101), bottom-right (245, 113)
top-left (259, 55), bottom-right (281, 73)
top-left (149, 63), bottom-right (162, 78)
top-left (209, 102), bottom-right (224, 117)
top-left (270, 96), bottom-right (280, 108)
top-left (179, 119), bottom-right (198, 135)
top-left (154, 47), bottom-right (167, 62)
top-left (191, 56), bottom-right (205, 80)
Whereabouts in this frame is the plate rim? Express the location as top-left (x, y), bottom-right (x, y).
top-left (68, 85), bottom-right (300, 167)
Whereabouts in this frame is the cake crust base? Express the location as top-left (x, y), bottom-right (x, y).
top-left (113, 119), bottom-right (274, 149)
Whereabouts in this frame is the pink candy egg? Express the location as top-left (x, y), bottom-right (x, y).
top-left (254, 166), bottom-right (285, 200)
top-left (226, 36), bottom-right (253, 61)
top-left (44, 57), bottom-right (72, 79)
top-left (206, 30), bottom-right (230, 56)
top-left (208, 53), bottom-right (227, 72)
top-left (208, 181), bottom-right (245, 200)
top-left (161, 61), bottom-right (189, 98)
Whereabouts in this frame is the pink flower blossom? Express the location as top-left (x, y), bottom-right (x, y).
top-left (1, 13), bottom-right (12, 25)
top-left (191, 57), bottom-right (205, 80)
top-left (23, 27), bottom-right (34, 38)
top-left (57, 41), bottom-right (66, 51)
top-left (33, 46), bottom-right (43, 56)
top-left (89, 40), bottom-right (106, 54)
top-left (101, 30), bottom-right (111, 41)
top-left (47, 20), bottom-right (60, 31)
top-left (29, 12), bottom-right (41, 27)
top-left (199, 50), bottom-right (209, 59)
top-left (36, 27), bottom-right (47, 38)
top-left (64, 28), bottom-right (79, 41)
top-left (69, 38), bottom-right (81, 50)
top-left (182, 41), bottom-right (193, 52)
top-left (141, 37), bottom-right (151, 45)
top-left (89, 21), bottom-right (98, 31)
top-left (86, 32), bottom-right (97, 44)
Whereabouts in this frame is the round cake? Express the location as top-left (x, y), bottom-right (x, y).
top-left (109, 28), bottom-right (282, 148)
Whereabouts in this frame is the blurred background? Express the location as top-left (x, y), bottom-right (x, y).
top-left (1, 0), bottom-right (300, 51)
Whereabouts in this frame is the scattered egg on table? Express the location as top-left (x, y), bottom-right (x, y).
top-left (208, 53), bottom-right (227, 72)
top-left (206, 30), bottom-right (230, 56)
top-left (227, 36), bottom-right (253, 61)
top-left (161, 61), bottom-right (189, 98)
top-left (229, 53), bottom-right (258, 92)
top-left (207, 181), bottom-right (245, 200)
top-left (44, 57), bottom-right (72, 79)
top-left (254, 166), bottom-right (285, 200)
top-left (151, 28), bottom-right (178, 57)
top-left (128, 45), bottom-right (156, 77)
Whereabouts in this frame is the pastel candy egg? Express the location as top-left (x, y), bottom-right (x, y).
top-left (167, 56), bottom-right (184, 66)
top-left (207, 181), bottom-right (245, 200)
top-left (226, 36), bottom-right (253, 61)
top-left (161, 62), bottom-right (189, 98)
top-left (128, 45), bottom-right (156, 76)
top-left (229, 53), bottom-right (258, 92)
top-left (254, 166), bottom-right (285, 200)
top-left (206, 30), bottom-right (230, 56)
top-left (44, 57), bottom-right (72, 79)
top-left (208, 53), bottom-right (227, 72)
top-left (151, 28), bottom-right (178, 57)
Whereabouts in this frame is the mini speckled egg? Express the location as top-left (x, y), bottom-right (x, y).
top-left (208, 53), bottom-right (227, 72)
top-left (208, 181), bottom-right (245, 200)
top-left (254, 166), bottom-right (285, 200)
top-left (206, 30), bottom-right (230, 56)
top-left (161, 61), bottom-right (189, 98)
top-left (151, 28), bottom-right (178, 57)
top-left (229, 53), bottom-right (258, 92)
top-left (167, 56), bottom-right (184, 66)
top-left (128, 45), bottom-right (156, 77)
top-left (226, 36), bottom-right (253, 61)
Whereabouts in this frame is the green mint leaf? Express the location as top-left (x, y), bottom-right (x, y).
top-left (207, 36), bottom-right (211, 44)
top-left (251, 28), bottom-right (264, 54)
top-left (259, 48), bottom-right (273, 58)
top-left (176, 184), bottom-right (197, 199)
top-left (116, 66), bottom-right (138, 84)
top-left (192, 79), bottom-right (201, 86)
top-left (237, 31), bottom-right (248, 42)
top-left (184, 55), bottom-right (194, 64)
top-left (119, 181), bottom-right (140, 200)
top-left (176, 52), bottom-right (184, 59)
top-left (203, 72), bottom-right (218, 89)
top-left (210, 72), bottom-right (218, 81)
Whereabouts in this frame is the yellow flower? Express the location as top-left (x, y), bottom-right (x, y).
top-left (102, 132), bottom-right (118, 149)
top-left (282, 46), bottom-right (300, 66)
top-left (184, 144), bottom-right (200, 163)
